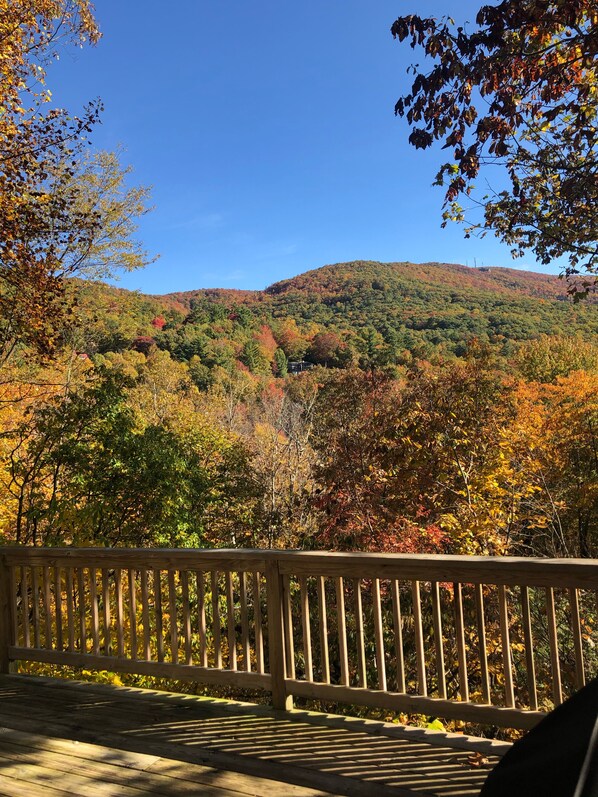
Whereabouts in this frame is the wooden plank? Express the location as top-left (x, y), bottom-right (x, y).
top-left (474, 584), bottom-right (491, 705)
top-left (299, 576), bottom-right (313, 682)
top-left (411, 581), bottom-right (427, 696)
top-left (520, 586), bottom-right (537, 710)
top-left (140, 568), bottom-right (151, 661)
top-left (153, 568), bottom-right (164, 663)
top-left (225, 571), bottom-right (237, 671)
top-left (391, 580), bottom-right (405, 693)
top-left (287, 679), bottom-right (545, 731)
top-left (53, 567), bottom-right (62, 651)
top-left (431, 581), bottom-right (446, 700)
top-left (115, 569), bottom-right (124, 658)
top-left (569, 587), bottom-right (585, 690)
top-left (197, 570), bottom-right (207, 668)
top-left (101, 568), bottom-right (111, 656)
top-left (317, 576), bottom-right (330, 684)
top-left (253, 571), bottom-right (264, 674)
top-left (211, 571), bottom-right (222, 669)
top-left (372, 578), bottom-right (386, 692)
top-left (65, 568), bottom-right (74, 653)
top-left (89, 567), bottom-right (100, 656)
top-left (498, 584), bottom-right (514, 708)
top-left (167, 569), bottom-right (179, 665)
top-left (353, 578), bottom-right (367, 689)
top-left (5, 547), bottom-right (596, 590)
top-left (282, 574), bottom-right (295, 680)
top-left (9, 646), bottom-right (273, 691)
top-left (180, 570), bottom-right (192, 666)
top-left (128, 568), bottom-right (138, 660)
top-left (42, 566), bottom-right (52, 649)
top-left (335, 577), bottom-right (349, 686)
top-left (454, 582), bottom-right (469, 703)
top-left (545, 587), bottom-right (563, 705)
top-left (239, 571), bottom-right (250, 672)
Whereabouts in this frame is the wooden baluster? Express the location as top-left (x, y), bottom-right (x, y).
top-left (128, 568), bottom-right (138, 660)
top-left (180, 570), bottom-right (192, 666)
top-left (265, 558), bottom-right (292, 710)
top-left (225, 571), bottom-right (236, 671)
top-left (498, 584), bottom-right (514, 708)
top-left (211, 571), bottom-right (222, 669)
top-left (239, 572), bottom-right (250, 672)
top-left (431, 581), bottom-right (446, 700)
top-left (282, 575), bottom-right (295, 679)
top-left (372, 578), bottom-right (387, 692)
top-left (89, 568), bottom-right (100, 655)
top-left (153, 569), bottom-right (164, 662)
top-left (391, 580), bottom-right (405, 693)
top-left (545, 587), bottom-right (563, 705)
top-left (475, 584), bottom-right (491, 705)
top-left (77, 568), bottom-right (86, 653)
top-left (412, 581), bottom-right (427, 696)
top-left (353, 578), bottom-right (367, 689)
top-left (53, 567), bottom-right (62, 651)
top-left (42, 566), bottom-right (52, 649)
top-left (317, 576), bottom-right (330, 684)
top-left (197, 570), bottom-right (207, 667)
top-left (520, 586), bottom-right (537, 710)
top-left (253, 571), bottom-right (264, 675)
top-left (569, 588), bottom-right (585, 691)
top-left (140, 568), bottom-right (151, 661)
top-left (8, 565), bottom-right (18, 652)
top-left (31, 567), bottom-right (40, 648)
top-left (335, 577), bottom-right (349, 686)
top-left (167, 569), bottom-right (179, 665)
top-left (65, 568), bottom-right (75, 653)
top-left (454, 582), bottom-right (469, 703)
top-left (299, 576), bottom-right (313, 682)
top-left (101, 568), bottom-right (111, 656)
top-left (21, 567), bottom-right (30, 649)
top-left (115, 569), bottom-right (124, 658)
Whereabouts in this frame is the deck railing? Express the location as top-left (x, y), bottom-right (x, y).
top-left (0, 548), bottom-right (596, 729)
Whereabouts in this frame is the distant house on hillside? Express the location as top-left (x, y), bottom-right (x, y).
top-left (288, 361), bottom-right (315, 374)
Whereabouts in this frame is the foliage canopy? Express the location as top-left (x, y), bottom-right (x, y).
top-left (392, 1), bottom-right (598, 294)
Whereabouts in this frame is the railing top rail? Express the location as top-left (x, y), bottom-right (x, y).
top-left (1, 547), bottom-right (596, 587)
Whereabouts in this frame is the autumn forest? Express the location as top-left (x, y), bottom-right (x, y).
top-left (0, 0), bottom-right (597, 568)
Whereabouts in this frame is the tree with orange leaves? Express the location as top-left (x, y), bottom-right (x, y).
top-left (0, 2), bottom-right (151, 364)
top-left (393, 1), bottom-right (598, 294)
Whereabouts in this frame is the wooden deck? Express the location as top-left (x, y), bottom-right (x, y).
top-left (0, 675), bottom-right (509, 796)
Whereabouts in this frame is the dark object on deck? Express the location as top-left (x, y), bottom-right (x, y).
top-left (481, 677), bottom-right (598, 797)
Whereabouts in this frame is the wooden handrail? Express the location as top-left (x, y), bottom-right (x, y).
top-left (0, 547), bottom-right (596, 730)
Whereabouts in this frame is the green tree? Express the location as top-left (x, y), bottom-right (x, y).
top-left (392, 2), bottom-right (598, 293)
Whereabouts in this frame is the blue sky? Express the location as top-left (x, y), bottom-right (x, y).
top-left (49, 1), bottom-right (562, 294)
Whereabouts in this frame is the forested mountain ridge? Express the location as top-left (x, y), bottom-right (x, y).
top-left (3, 259), bottom-right (597, 557)
top-left (71, 260), bottom-right (597, 371)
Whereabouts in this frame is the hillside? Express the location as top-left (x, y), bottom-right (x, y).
top-left (70, 260), bottom-right (597, 368)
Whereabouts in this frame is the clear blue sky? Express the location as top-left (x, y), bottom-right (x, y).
top-left (49, 0), bottom-right (561, 294)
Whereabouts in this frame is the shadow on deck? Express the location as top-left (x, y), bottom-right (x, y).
top-left (0, 675), bottom-right (508, 796)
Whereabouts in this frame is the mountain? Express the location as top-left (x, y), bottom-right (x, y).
top-left (72, 261), bottom-right (597, 367)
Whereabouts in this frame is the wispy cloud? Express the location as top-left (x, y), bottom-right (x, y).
top-left (167, 212), bottom-right (226, 231)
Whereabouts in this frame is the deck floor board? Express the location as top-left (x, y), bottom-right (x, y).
top-left (0, 675), bottom-right (505, 796)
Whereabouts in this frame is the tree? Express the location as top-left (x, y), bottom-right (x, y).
top-left (392, 2), bottom-right (598, 294)
top-left (0, 3), bottom-right (151, 364)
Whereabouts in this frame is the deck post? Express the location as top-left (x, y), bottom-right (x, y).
top-left (0, 556), bottom-right (15, 673)
top-left (265, 556), bottom-right (293, 711)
